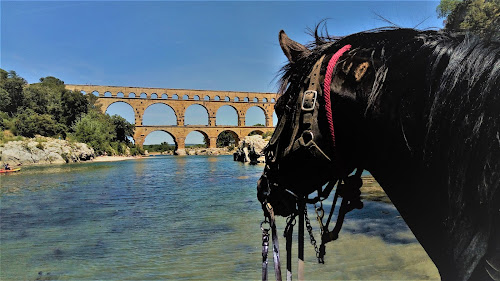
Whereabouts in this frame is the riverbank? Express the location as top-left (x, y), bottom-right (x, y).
top-left (0, 136), bottom-right (95, 166)
top-left (92, 155), bottom-right (143, 162)
top-left (146, 147), bottom-right (236, 156)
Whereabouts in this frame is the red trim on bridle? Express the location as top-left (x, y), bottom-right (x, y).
top-left (323, 45), bottom-right (352, 149)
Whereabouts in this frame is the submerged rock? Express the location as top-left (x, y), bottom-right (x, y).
top-left (233, 135), bottom-right (268, 164)
top-left (0, 137), bottom-right (95, 166)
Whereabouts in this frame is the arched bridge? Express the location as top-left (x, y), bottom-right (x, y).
top-left (65, 85), bottom-right (276, 154)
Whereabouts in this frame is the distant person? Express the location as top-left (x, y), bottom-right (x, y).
top-left (4, 163), bottom-right (11, 170)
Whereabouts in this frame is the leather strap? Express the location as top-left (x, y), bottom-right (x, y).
top-left (298, 201), bottom-right (305, 281)
top-left (284, 55), bottom-right (325, 157)
top-left (267, 203), bottom-right (283, 281)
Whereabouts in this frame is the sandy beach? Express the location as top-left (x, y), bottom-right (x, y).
top-left (91, 156), bottom-right (143, 162)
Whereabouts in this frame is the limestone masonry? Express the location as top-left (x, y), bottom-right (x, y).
top-left (65, 85), bottom-right (276, 155)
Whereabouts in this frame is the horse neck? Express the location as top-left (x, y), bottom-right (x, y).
top-left (355, 104), bottom-right (457, 279)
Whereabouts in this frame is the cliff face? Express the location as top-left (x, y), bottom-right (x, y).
top-left (0, 137), bottom-right (95, 166)
top-left (233, 135), bottom-right (268, 164)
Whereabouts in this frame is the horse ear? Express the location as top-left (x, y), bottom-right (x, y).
top-left (279, 30), bottom-right (311, 63)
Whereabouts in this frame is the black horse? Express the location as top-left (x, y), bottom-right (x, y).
top-left (257, 27), bottom-right (500, 281)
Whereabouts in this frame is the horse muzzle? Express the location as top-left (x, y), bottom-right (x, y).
top-left (257, 168), bottom-right (297, 217)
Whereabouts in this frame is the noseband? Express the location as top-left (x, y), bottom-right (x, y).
top-left (260, 45), bottom-right (366, 281)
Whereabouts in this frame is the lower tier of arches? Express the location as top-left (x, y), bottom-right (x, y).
top-left (133, 125), bottom-right (274, 155)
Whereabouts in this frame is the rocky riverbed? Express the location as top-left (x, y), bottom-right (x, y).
top-left (0, 137), bottom-right (95, 166)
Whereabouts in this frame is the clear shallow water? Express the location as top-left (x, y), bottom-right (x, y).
top-left (0, 156), bottom-right (439, 280)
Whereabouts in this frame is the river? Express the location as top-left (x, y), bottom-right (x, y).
top-left (0, 155), bottom-right (439, 280)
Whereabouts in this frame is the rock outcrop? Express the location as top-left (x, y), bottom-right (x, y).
top-left (233, 135), bottom-right (268, 164)
top-left (185, 147), bottom-right (235, 156)
top-left (0, 137), bottom-right (95, 166)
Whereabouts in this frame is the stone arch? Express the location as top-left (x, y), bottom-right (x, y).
top-left (143, 130), bottom-right (178, 151)
top-left (105, 101), bottom-right (135, 124)
top-left (204, 95), bottom-right (210, 101)
top-left (81, 90), bottom-right (87, 95)
top-left (245, 105), bottom-right (266, 126)
top-left (182, 94), bottom-right (189, 100)
top-left (104, 91), bottom-right (112, 97)
top-left (244, 97), bottom-right (249, 102)
top-left (234, 97), bottom-right (240, 102)
top-left (185, 129), bottom-right (209, 148)
top-left (185, 104), bottom-right (209, 125)
top-left (161, 93), bottom-right (168, 99)
top-left (224, 96), bottom-right (230, 101)
top-left (143, 103), bottom-right (177, 125)
top-left (140, 92), bottom-right (147, 99)
top-left (92, 90), bottom-right (100, 97)
top-left (117, 92), bottom-right (125, 98)
top-left (271, 98), bottom-right (276, 103)
top-left (253, 97), bottom-right (259, 102)
top-left (193, 95), bottom-right (200, 100)
top-left (217, 130), bottom-right (240, 147)
top-left (214, 95), bottom-right (221, 101)
top-left (172, 94), bottom-right (179, 100)
top-left (263, 98), bottom-right (268, 103)
top-left (151, 93), bottom-right (158, 99)
top-left (129, 92), bottom-right (136, 98)
top-left (248, 129), bottom-right (264, 136)
top-left (216, 105), bottom-right (238, 126)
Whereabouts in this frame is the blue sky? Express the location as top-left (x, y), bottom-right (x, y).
top-left (1, 1), bottom-right (444, 145)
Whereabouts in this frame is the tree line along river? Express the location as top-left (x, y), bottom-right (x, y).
top-left (0, 155), bottom-right (439, 280)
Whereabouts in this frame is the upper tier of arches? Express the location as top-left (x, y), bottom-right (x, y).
top-left (66, 85), bottom-right (277, 104)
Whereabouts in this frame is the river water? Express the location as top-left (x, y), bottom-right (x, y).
top-left (0, 156), bottom-right (439, 280)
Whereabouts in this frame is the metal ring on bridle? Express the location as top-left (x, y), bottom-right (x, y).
top-left (261, 220), bottom-right (271, 231)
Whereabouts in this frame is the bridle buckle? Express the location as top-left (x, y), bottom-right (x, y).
top-left (301, 90), bottom-right (317, 111)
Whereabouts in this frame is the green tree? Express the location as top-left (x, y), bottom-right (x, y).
top-left (217, 131), bottom-right (235, 147)
top-left (159, 141), bottom-right (170, 152)
top-left (0, 88), bottom-right (11, 112)
top-left (438, 0), bottom-right (500, 41)
top-left (60, 90), bottom-right (90, 127)
top-left (14, 108), bottom-right (65, 138)
top-left (39, 76), bottom-right (65, 87)
top-left (22, 84), bottom-right (62, 117)
top-left (0, 69), bottom-right (27, 115)
top-left (110, 114), bottom-right (135, 143)
top-left (72, 110), bottom-right (116, 155)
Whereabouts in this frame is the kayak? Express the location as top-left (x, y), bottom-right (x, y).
top-left (0, 168), bottom-right (21, 173)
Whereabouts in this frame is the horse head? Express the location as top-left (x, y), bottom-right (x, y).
top-left (258, 27), bottom-right (500, 281)
top-left (257, 30), bottom-right (379, 216)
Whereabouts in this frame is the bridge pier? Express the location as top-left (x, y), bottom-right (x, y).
top-left (209, 137), bottom-right (217, 148)
top-left (175, 137), bottom-right (186, 155)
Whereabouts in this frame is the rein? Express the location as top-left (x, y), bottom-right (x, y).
top-left (261, 45), bottom-right (364, 281)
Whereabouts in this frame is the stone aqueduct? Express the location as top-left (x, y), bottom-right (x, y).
top-left (65, 85), bottom-right (276, 154)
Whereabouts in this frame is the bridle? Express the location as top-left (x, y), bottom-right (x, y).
top-left (260, 45), bottom-right (365, 281)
